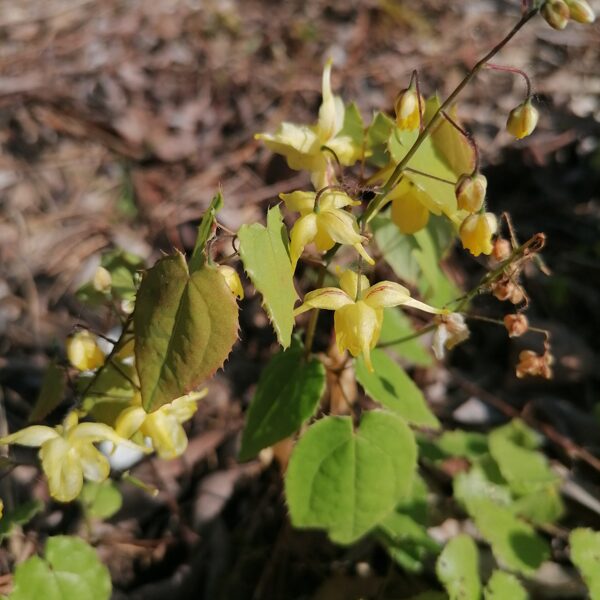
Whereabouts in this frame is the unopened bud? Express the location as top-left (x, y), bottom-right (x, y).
top-left (93, 266), bottom-right (112, 293)
top-left (504, 313), bottom-right (529, 337)
top-left (509, 285), bottom-right (525, 305)
top-left (456, 173), bottom-right (487, 213)
top-left (506, 99), bottom-right (539, 139)
top-left (394, 88), bottom-right (425, 131)
top-left (66, 330), bottom-right (105, 371)
top-left (492, 238), bottom-right (512, 261)
top-left (566, 0), bottom-right (595, 23)
top-left (516, 349), bottom-right (553, 379)
top-left (541, 0), bottom-right (570, 29)
top-left (218, 265), bottom-right (244, 300)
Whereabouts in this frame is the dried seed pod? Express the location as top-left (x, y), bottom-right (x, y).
top-left (509, 285), bottom-right (525, 305)
top-left (504, 313), bottom-right (529, 337)
top-left (491, 277), bottom-right (514, 301)
top-left (516, 349), bottom-right (553, 379)
top-left (492, 238), bottom-right (512, 262)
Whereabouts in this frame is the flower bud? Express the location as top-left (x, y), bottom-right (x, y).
top-left (218, 265), bottom-right (244, 300)
top-left (394, 88), bottom-right (425, 131)
top-left (516, 350), bottom-right (553, 379)
top-left (541, 0), bottom-right (570, 29)
top-left (566, 0), bottom-right (595, 23)
top-left (455, 173), bottom-right (487, 213)
top-left (506, 99), bottom-right (539, 139)
top-left (492, 238), bottom-right (512, 262)
top-left (66, 330), bottom-right (105, 371)
top-left (459, 212), bottom-right (497, 257)
top-left (92, 266), bottom-right (112, 293)
top-left (504, 313), bottom-right (529, 337)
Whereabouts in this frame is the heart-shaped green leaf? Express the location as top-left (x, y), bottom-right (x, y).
top-left (570, 528), bottom-right (600, 599)
top-left (484, 570), bottom-right (528, 600)
top-left (238, 205), bottom-right (298, 348)
top-left (285, 411), bottom-right (417, 544)
top-left (355, 349), bottom-right (439, 428)
top-left (436, 534), bottom-right (481, 600)
top-left (134, 253), bottom-right (238, 411)
top-left (239, 340), bottom-right (325, 461)
top-left (9, 536), bottom-right (111, 600)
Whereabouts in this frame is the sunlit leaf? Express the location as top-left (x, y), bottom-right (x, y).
top-left (80, 480), bottom-right (123, 519)
top-left (239, 340), bottom-right (325, 461)
top-left (570, 528), bottom-right (600, 600)
top-left (484, 570), bottom-right (528, 600)
top-left (29, 362), bottom-right (66, 423)
top-left (8, 536), bottom-right (111, 600)
top-left (285, 411), bottom-right (417, 544)
top-left (134, 253), bottom-right (238, 411)
top-left (238, 205), bottom-right (298, 348)
top-left (355, 349), bottom-right (439, 428)
top-left (366, 111), bottom-right (395, 167)
top-left (436, 430), bottom-right (489, 460)
top-left (436, 534), bottom-right (481, 600)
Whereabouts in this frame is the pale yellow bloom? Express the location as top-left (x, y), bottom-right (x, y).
top-left (541, 0), bottom-right (571, 29)
top-left (116, 390), bottom-right (207, 460)
top-left (506, 99), bottom-right (539, 139)
top-left (218, 265), bottom-right (244, 299)
top-left (566, 0), bottom-right (595, 23)
top-left (256, 60), bottom-right (360, 189)
top-left (389, 178), bottom-right (434, 234)
top-left (394, 88), bottom-right (425, 131)
top-left (459, 212), bottom-right (497, 257)
top-left (280, 190), bottom-right (374, 270)
top-left (455, 173), bottom-right (487, 213)
top-left (0, 412), bottom-right (148, 502)
top-left (66, 330), bottom-right (105, 371)
top-left (294, 270), bottom-right (445, 371)
top-left (92, 266), bottom-right (112, 293)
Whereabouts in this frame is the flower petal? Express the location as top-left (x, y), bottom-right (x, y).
top-left (168, 389), bottom-right (206, 423)
top-left (40, 437), bottom-right (83, 502)
top-left (0, 426), bottom-right (58, 448)
top-left (339, 270), bottom-right (370, 300)
top-left (142, 412), bottom-right (188, 460)
top-left (390, 186), bottom-right (430, 234)
top-left (290, 213), bottom-right (318, 271)
top-left (70, 422), bottom-right (151, 453)
top-left (364, 281), bottom-right (446, 314)
top-left (115, 406), bottom-right (147, 440)
top-left (319, 190), bottom-right (360, 212)
top-left (279, 191), bottom-right (316, 216)
top-left (294, 287), bottom-right (353, 316)
top-left (318, 209), bottom-right (363, 246)
top-left (78, 443), bottom-right (110, 483)
top-left (317, 59), bottom-right (344, 141)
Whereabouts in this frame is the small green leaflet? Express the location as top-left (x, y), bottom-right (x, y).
top-left (239, 341), bottom-right (325, 461)
top-left (134, 253), bottom-right (238, 411)
top-left (355, 349), bottom-right (439, 428)
top-left (189, 190), bottom-right (224, 272)
top-left (238, 205), bottom-right (298, 348)
top-left (468, 498), bottom-right (549, 576)
top-left (29, 362), bottom-right (66, 423)
top-left (285, 411), bottom-right (417, 545)
top-left (80, 480), bottom-right (123, 519)
top-left (436, 534), bottom-right (481, 600)
top-left (570, 528), bottom-right (600, 600)
top-left (8, 536), bottom-right (111, 600)
top-left (484, 570), bottom-right (529, 600)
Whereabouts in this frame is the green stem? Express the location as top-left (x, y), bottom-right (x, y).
top-left (376, 323), bottom-right (436, 349)
top-left (362, 8), bottom-right (538, 224)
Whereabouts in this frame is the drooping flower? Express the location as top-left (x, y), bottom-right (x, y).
top-left (459, 212), bottom-right (497, 257)
top-left (394, 87), bottom-right (425, 131)
top-left (431, 313), bottom-right (470, 359)
top-left (0, 412), bottom-right (149, 502)
top-left (115, 390), bottom-right (207, 460)
top-left (66, 330), bottom-right (105, 371)
top-left (566, 0), bottom-right (595, 23)
top-left (294, 270), bottom-right (445, 371)
top-left (218, 265), bottom-right (244, 299)
top-left (541, 0), bottom-right (571, 29)
top-left (506, 99), bottom-right (539, 139)
top-left (280, 189), bottom-right (374, 270)
top-left (255, 60), bottom-right (361, 189)
top-left (455, 173), bottom-right (487, 213)
top-left (389, 178), bottom-right (433, 234)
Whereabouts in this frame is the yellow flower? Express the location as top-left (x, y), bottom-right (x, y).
top-left (394, 88), bottom-right (425, 131)
top-left (280, 190), bottom-right (374, 270)
top-left (115, 390), bottom-right (207, 460)
top-left (566, 0), bottom-right (595, 23)
top-left (255, 60), bottom-right (360, 189)
top-left (0, 412), bottom-right (148, 502)
top-left (506, 99), bottom-right (539, 139)
top-left (218, 265), bottom-right (244, 299)
top-left (389, 178), bottom-right (434, 234)
top-left (541, 0), bottom-right (571, 29)
top-left (294, 270), bottom-right (445, 371)
top-left (92, 266), bottom-right (112, 293)
top-left (459, 212), bottom-right (497, 257)
top-left (66, 330), bottom-right (105, 371)
top-left (455, 173), bottom-right (487, 213)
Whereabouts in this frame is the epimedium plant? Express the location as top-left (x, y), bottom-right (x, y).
top-left (1, 1), bottom-right (599, 598)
